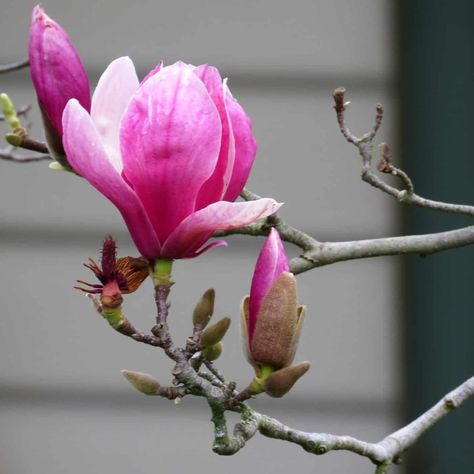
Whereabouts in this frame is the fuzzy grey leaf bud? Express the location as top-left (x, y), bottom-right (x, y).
top-left (193, 288), bottom-right (215, 329)
top-left (263, 362), bottom-right (311, 398)
top-left (202, 342), bottom-right (223, 361)
top-left (200, 317), bottom-right (231, 348)
top-left (121, 369), bottom-right (161, 396)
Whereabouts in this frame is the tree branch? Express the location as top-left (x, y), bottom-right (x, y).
top-left (0, 146), bottom-right (51, 163)
top-left (217, 376), bottom-right (473, 473)
top-left (290, 225), bottom-right (474, 274)
top-left (332, 88), bottom-right (474, 217)
top-left (215, 87), bottom-right (474, 272)
top-left (0, 59), bottom-right (29, 74)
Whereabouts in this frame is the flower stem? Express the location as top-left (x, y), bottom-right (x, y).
top-left (151, 258), bottom-right (174, 287)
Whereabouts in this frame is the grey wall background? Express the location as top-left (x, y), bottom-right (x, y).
top-left (0, 1), bottom-right (404, 473)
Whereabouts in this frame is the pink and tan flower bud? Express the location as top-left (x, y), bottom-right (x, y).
top-left (29, 6), bottom-right (90, 156)
top-left (244, 272), bottom-right (304, 370)
top-left (240, 229), bottom-right (309, 397)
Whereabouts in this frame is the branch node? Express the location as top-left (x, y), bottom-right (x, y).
top-left (316, 444), bottom-right (328, 455)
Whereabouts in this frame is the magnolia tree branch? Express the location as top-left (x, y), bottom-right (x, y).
top-left (216, 87), bottom-right (474, 272)
top-left (116, 287), bottom-right (473, 474)
top-left (0, 58), bottom-right (29, 74)
top-left (101, 269), bottom-right (473, 473)
top-left (244, 375), bottom-right (474, 473)
top-left (332, 87), bottom-right (474, 217)
top-left (0, 146), bottom-right (50, 163)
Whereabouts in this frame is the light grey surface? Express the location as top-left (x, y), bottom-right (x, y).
top-left (0, 1), bottom-right (401, 473)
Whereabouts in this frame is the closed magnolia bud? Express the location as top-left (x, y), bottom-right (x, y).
top-left (242, 229), bottom-right (306, 375)
top-left (243, 273), bottom-right (304, 370)
top-left (29, 5), bottom-right (90, 157)
top-left (200, 317), bottom-right (231, 348)
top-left (121, 369), bottom-right (161, 395)
top-left (202, 342), bottom-right (223, 361)
top-left (193, 288), bottom-right (215, 328)
top-left (264, 362), bottom-right (311, 398)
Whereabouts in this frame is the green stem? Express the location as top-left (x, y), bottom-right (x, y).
top-left (151, 258), bottom-right (174, 287)
top-left (1, 93), bottom-right (21, 130)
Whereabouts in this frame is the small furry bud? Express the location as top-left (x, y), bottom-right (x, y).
top-left (193, 288), bottom-right (215, 328)
top-left (121, 369), bottom-right (161, 395)
top-left (264, 362), bottom-right (310, 398)
top-left (200, 317), bottom-right (231, 348)
top-left (202, 342), bottom-right (223, 361)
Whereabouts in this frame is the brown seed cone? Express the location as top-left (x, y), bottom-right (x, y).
top-left (264, 362), bottom-right (311, 398)
top-left (249, 272), bottom-right (302, 370)
top-left (193, 288), bottom-right (215, 328)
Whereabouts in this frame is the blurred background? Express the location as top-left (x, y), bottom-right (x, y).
top-left (0, 1), bottom-right (472, 473)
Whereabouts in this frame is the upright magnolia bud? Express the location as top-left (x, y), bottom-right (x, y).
top-left (193, 288), bottom-right (215, 329)
top-left (121, 370), bottom-right (161, 395)
top-left (241, 229), bottom-right (308, 396)
top-left (28, 5), bottom-right (90, 157)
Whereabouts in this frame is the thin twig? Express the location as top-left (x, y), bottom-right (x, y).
top-left (15, 137), bottom-right (49, 154)
top-left (334, 88), bottom-right (474, 217)
top-left (0, 147), bottom-right (50, 163)
top-left (0, 59), bottom-right (29, 74)
top-left (215, 89), bottom-right (474, 271)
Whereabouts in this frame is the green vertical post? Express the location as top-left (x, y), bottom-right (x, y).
top-left (399, 1), bottom-right (474, 472)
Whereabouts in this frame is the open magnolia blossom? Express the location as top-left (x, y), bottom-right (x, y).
top-left (62, 58), bottom-right (280, 259)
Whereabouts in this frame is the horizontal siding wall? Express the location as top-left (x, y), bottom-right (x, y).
top-left (0, 1), bottom-right (400, 473)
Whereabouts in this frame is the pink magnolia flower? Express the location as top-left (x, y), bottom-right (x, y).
top-left (29, 5), bottom-right (90, 153)
top-left (62, 58), bottom-right (280, 259)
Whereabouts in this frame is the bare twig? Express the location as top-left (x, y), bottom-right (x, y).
top-left (13, 136), bottom-right (49, 154)
top-left (0, 146), bottom-right (50, 163)
top-left (0, 59), bottom-right (29, 74)
top-left (215, 88), bottom-right (474, 272)
top-left (85, 294), bottom-right (162, 347)
top-left (334, 88), bottom-right (474, 217)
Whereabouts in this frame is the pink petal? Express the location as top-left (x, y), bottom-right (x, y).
top-left (62, 99), bottom-right (161, 258)
top-left (141, 61), bottom-right (163, 84)
top-left (161, 199), bottom-right (281, 258)
top-left (193, 66), bottom-right (235, 209)
top-left (248, 228), bottom-right (290, 340)
top-left (222, 84), bottom-right (257, 202)
top-left (120, 64), bottom-right (222, 244)
top-left (29, 5), bottom-right (90, 136)
top-left (91, 57), bottom-right (139, 173)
